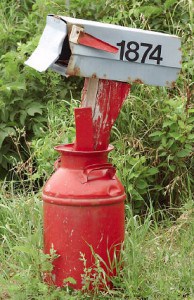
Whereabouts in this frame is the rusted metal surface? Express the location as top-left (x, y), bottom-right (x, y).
top-left (81, 78), bottom-right (131, 150)
top-left (133, 78), bottom-right (144, 84)
top-left (64, 55), bottom-right (180, 87)
top-left (25, 15), bottom-right (182, 87)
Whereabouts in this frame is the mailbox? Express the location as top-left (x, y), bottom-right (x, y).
top-left (25, 15), bottom-right (181, 87)
top-left (25, 15), bottom-right (182, 289)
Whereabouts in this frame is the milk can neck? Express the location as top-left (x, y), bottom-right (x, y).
top-left (54, 143), bottom-right (113, 169)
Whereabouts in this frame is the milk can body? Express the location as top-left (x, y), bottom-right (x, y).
top-left (42, 143), bottom-right (125, 289)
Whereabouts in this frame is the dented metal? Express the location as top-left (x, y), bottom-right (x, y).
top-left (25, 15), bottom-right (182, 87)
top-left (25, 16), bottom-right (67, 72)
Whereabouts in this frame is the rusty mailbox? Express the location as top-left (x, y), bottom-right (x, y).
top-left (26, 15), bottom-right (181, 87)
top-left (25, 15), bottom-right (181, 289)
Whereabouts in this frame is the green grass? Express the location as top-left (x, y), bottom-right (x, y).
top-left (0, 187), bottom-right (193, 299)
top-left (0, 0), bottom-right (193, 298)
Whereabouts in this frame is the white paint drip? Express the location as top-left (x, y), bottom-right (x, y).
top-left (82, 78), bottom-right (99, 112)
top-left (97, 233), bottom-right (104, 249)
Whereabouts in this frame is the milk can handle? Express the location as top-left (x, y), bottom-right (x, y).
top-left (82, 163), bottom-right (116, 183)
top-left (54, 157), bottom-right (61, 170)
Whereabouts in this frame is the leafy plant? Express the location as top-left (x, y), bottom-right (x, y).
top-left (111, 93), bottom-right (193, 213)
top-left (0, 0), bottom-right (82, 176)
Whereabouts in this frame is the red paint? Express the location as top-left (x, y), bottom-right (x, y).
top-left (74, 107), bottom-right (94, 151)
top-left (42, 143), bottom-right (125, 289)
top-left (78, 32), bottom-right (118, 53)
top-left (81, 79), bottom-right (131, 150)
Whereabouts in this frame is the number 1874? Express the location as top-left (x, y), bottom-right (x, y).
top-left (116, 40), bottom-right (163, 65)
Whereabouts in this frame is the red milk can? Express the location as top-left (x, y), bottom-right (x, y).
top-left (42, 143), bottom-right (125, 289)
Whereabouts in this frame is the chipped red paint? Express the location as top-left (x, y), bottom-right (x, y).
top-left (81, 79), bottom-right (131, 150)
top-left (43, 143), bottom-right (125, 289)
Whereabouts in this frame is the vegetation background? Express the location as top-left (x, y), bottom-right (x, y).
top-left (0, 0), bottom-right (193, 299)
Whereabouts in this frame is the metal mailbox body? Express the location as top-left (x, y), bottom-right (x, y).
top-left (25, 15), bottom-right (181, 87)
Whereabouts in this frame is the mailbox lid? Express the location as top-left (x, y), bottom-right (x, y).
top-left (25, 16), bottom-right (67, 72)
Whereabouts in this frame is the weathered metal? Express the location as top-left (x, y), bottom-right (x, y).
top-left (42, 143), bottom-right (125, 289)
top-left (25, 15), bottom-right (182, 87)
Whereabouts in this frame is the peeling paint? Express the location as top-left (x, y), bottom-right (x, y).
top-left (97, 233), bottom-right (104, 249)
top-left (81, 78), bottom-right (99, 112)
top-left (51, 274), bottom-right (56, 282)
top-left (69, 25), bottom-right (84, 44)
top-left (67, 60), bottom-right (81, 76)
top-left (81, 78), bottom-right (130, 150)
top-left (91, 73), bottom-right (97, 79)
